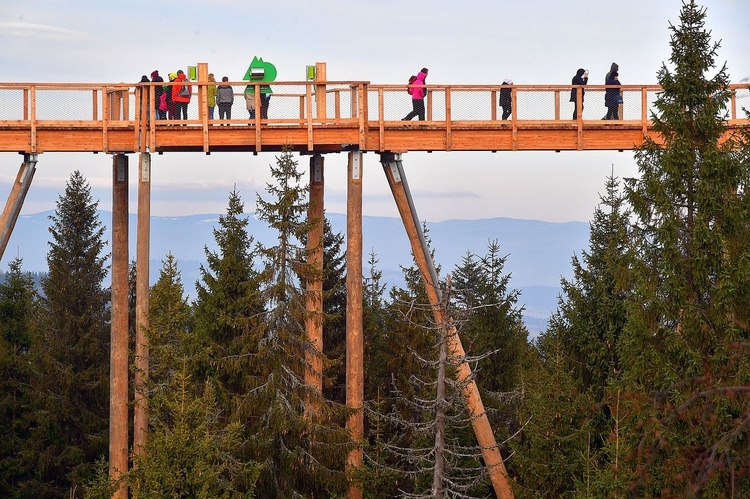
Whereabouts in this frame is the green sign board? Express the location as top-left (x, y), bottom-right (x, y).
top-left (243, 56), bottom-right (277, 82)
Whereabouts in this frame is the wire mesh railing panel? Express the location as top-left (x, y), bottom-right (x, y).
top-left (426, 90), bottom-right (446, 121)
top-left (515, 91), bottom-right (558, 120)
top-left (35, 89), bottom-right (100, 121)
top-left (369, 89), bottom-right (412, 121)
top-left (0, 89), bottom-right (26, 120)
top-left (578, 89), bottom-right (611, 120)
top-left (620, 90), bottom-right (641, 120)
top-left (322, 84), bottom-right (357, 120)
top-left (735, 87), bottom-right (750, 119)
top-left (263, 84), bottom-right (304, 121)
top-left (449, 90), bottom-right (494, 121)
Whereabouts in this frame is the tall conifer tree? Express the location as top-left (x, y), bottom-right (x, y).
top-left (511, 176), bottom-right (632, 496)
top-left (0, 257), bottom-right (39, 493)
top-left (617, 1), bottom-right (750, 495)
top-left (248, 148), bottom-right (352, 497)
top-left (126, 255), bottom-right (259, 496)
top-left (31, 171), bottom-right (110, 495)
top-left (193, 188), bottom-right (264, 413)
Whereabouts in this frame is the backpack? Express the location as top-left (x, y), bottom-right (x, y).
top-left (177, 84), bottom-right (190, 98)
top-left (407, 75), bottom-right (417, 94)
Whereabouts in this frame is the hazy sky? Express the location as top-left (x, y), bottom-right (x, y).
top-left (1, 0), bottom-right (748, 223)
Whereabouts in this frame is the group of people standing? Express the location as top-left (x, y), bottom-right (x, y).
top-left (142, 69), bottom-right (193, 120)
top-left (142, 70), bottom-right (237, 121)
top-left (569, 62), bottom-right (622, 120)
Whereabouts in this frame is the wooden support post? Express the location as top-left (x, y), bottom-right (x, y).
top-left (316, 62), bottom-right (327, 120)
top-left (134, 152), bottom-right (151, 457)
top-left (345, 151), bottom-right (364, 499)
top-left (305, 154), bottom-right (325, 418)
top-left (0, 154), bottom-right (37, 260)
top-left (380, 152), bottom-right (514, 499)
top-left (198, 62), bottom-right (210, 153)
top-left (110, 154), bottom-right (129, 498)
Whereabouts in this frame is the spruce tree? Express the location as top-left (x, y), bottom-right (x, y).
top-left (320, 217), bottom-right (348, 404)
top-left (248, 148), bottom-right (353, 497)
top-left (451, 241), bottom-right (528, 433)
top-left (0, 257), bottom-right (39, 494)
top-left (192, 188), bottom-right (264, 413)
top-left (146, 253), bottom-right (194, 389)
top-left (617, 1), bottom-right (750, 495)
top-left (511, 319), bottom-right (593, 498)
top-left (32, 170), bottom-right (110, 495)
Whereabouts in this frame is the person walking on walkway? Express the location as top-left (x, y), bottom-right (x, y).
top-left (499, 78), bottom-right (513, 120)
top-left (403, 68), bottom-right (428, 121)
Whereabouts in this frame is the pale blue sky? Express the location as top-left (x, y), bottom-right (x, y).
top-left (1, 0), bottom-right (747, 222)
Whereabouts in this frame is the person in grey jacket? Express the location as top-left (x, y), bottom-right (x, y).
top-left (216, 76), bottom-right (234, 122)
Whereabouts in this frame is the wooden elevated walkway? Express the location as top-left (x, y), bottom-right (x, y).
top-left (1, 69), bottom-right (748, 499)
top-left (1, 81), bottom-right (747, 155)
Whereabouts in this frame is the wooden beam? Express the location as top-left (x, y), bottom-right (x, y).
top-left (0, 154), bottom-right (37, 260)
top-left (316, 62), bottom-right (327, 120)
top-left (110, 154), bottom-right (129, 498)
top-left (133, 152), bottom-right (151, 458)
top-left (345, 151), bottom-right (364, 499)
top-left (198, 63), bottom-right (210, 153)
top-left (380, 152), bottom-right (514, 499)
top-left (305, 154), bottom-right (324, 418)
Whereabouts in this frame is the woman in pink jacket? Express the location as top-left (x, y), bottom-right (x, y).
top-left (403, 68), bottom-right (428, 121)
top-left (172, 70), bottom-right (192, 120)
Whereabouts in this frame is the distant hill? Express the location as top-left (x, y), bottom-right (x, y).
top-left (1, 211), bottom-right (590, 336)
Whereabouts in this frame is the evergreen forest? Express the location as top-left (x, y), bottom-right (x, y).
top-left (0, 2), bottom-right (748, 497)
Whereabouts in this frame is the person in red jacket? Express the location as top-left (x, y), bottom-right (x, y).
top-left (172, 69), bottom-right (192, 120)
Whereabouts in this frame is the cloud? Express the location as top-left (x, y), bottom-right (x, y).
top-left (0, 21), bottom-right (88, 41)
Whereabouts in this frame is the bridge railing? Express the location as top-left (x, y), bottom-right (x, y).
top-left (0, 81), bottom-right (747, 152)
top-left (366, 83), bottom-right (750, 124)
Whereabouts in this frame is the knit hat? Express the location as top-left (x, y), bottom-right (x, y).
top-left (503, 78), bottom-right (513, 85)
top-left (150, 70), bottom-right (159, 78)
top-left (168, 72), bottom-right (177, 80)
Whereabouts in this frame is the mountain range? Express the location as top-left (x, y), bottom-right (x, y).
top-left (1, 211), bottom-right (591, 336)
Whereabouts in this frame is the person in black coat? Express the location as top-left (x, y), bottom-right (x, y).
top-left (569, 68), bottom-right (588, 119)
top-left (604, 71), bottom-right (621, 120)
top-left (151, 70), bottom-right (165, 119)
top-left (605, 62), bottom-right (619, 83)
top-left (499, 78), bottom-right (513, 120)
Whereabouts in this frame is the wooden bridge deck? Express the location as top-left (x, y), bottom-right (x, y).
top-left (0, 81), bottom-right (747, 155)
